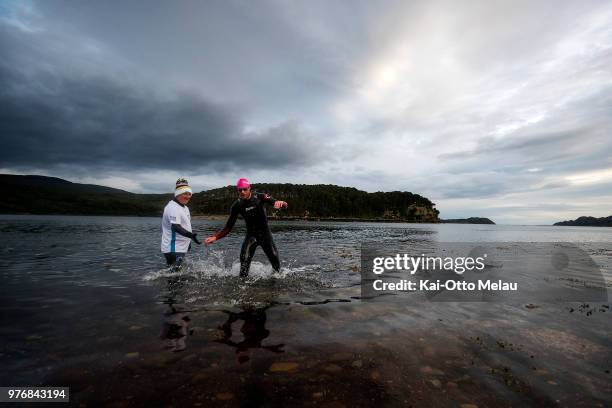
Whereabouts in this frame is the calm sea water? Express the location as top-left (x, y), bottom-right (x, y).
top-left (1, 215), bottom-right (610, 407)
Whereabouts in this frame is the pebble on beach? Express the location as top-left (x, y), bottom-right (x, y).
top-left (269, 362), bottom-right (299, 372)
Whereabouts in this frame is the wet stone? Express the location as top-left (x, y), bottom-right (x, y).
top-left (181, 354), bottom-right (197, 362)
top-left (420, 366), bottom-right (444, 376)
top-left (142, 354), bottom-right (170, 367)
top-left (191, 373), bottom-right (207, 382)
top-left (330, 352), bottom-right (353, 361)
top-left (323, 364), bottom-right (342, 373)
top-left (423, 346), bottom-right (436, 357)
top-left (270, 362), bottom-right (299, 372)
top-left (446, 381), bottom-right (458, 388)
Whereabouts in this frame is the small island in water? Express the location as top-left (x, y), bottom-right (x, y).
top-left (553, 215), bottom-right (612, 227)
top-left (440, 217), bottom-right (495, 225)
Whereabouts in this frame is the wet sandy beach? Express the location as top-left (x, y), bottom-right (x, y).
top-left (39, 292), bottom-right (610, 407)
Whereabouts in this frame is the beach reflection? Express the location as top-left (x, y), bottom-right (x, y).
top-left (214, 305), bottom-right (285, 364)
top-left (159, 276), bottom-right (193, 352)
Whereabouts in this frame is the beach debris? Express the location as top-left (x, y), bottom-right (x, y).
top-left (525, 304), bottom-right (538, 309)
top-left (494, 340), bottom-right (522, 351)
top-left (351, 360), bottom-right (363, 368)
top-left (26, 335), bottom-right (43, 341)
top-left (216, 393), bottom-right (234, 400)
top-left (125, 352), bottom-right (139, 358)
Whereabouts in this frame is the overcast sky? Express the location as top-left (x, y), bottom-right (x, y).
top-left (1, 0), bottom-right (611, 224)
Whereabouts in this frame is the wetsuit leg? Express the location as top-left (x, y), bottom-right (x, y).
top-left (260, 235), bottom-right (280, 272)
top-left (240, 236), bottom-right (259, 278)
top-left (164, 252), bottom-right (185, 269)
top-left (164, 253), bottom-right (176, 265)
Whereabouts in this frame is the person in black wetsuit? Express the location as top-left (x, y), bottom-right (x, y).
top-left (205, 178), bottom-right (288, 277)
top-left (214, 305), bottom-right (284, 364)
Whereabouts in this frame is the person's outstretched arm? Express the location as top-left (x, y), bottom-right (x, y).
top-left (257, 192), bottom-right (288, 209)
top-left (171, 223), bottom-right (201, 244)
top-left (205, 204), bottom-right (238, 245)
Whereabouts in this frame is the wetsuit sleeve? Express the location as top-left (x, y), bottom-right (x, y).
top-left (171, 223), bottom-right (197, 240)
top-left (257, 192), bottom-right (277, 205)
top-left (213, 202), bottom-right (239, 240)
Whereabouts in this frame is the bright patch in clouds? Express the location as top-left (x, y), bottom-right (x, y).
top-left (566, 168), bottom-right (612, 186)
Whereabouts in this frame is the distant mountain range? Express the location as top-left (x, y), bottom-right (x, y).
top-left (0, 174), bottom-right (168, 216)
top-left (553, 215), bottom-right (612, 227)
top-left (0, 174), bottom-right (440, 222)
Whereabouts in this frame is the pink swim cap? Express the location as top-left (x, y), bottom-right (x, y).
top-left (236, 178), bottom-right (250, 189)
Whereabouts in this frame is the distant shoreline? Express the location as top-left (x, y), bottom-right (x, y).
top-left (0, 212), bottom-right (437, 223)
top-left (553, 215), bottom-right (612, 227)
top-left (195, 215), bottom-right (437, 223)
top-left (2, 214), bottom-right (612, 227)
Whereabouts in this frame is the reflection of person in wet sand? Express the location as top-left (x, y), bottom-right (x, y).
top-left (159, 277), bottom-right (193, 352)
top-left (215, 306), bottom-right (284, 364)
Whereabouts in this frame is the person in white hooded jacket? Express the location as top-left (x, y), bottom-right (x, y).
top-left (161, 178), bottom-right (201, 267)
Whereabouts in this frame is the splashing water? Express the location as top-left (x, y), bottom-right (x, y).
top-left (142, 249), bottom-right (333, 306)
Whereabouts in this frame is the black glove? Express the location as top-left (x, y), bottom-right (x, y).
top-left (192, 233), bottom-right (201, 245)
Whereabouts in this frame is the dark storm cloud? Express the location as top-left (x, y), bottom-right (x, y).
top-left (0, 21), bottom-right (323, 173)
top-left (1, 1), bottom-right (612, 223)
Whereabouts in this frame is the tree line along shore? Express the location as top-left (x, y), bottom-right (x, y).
top-left (0, 175), bottom-right (440, 223)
